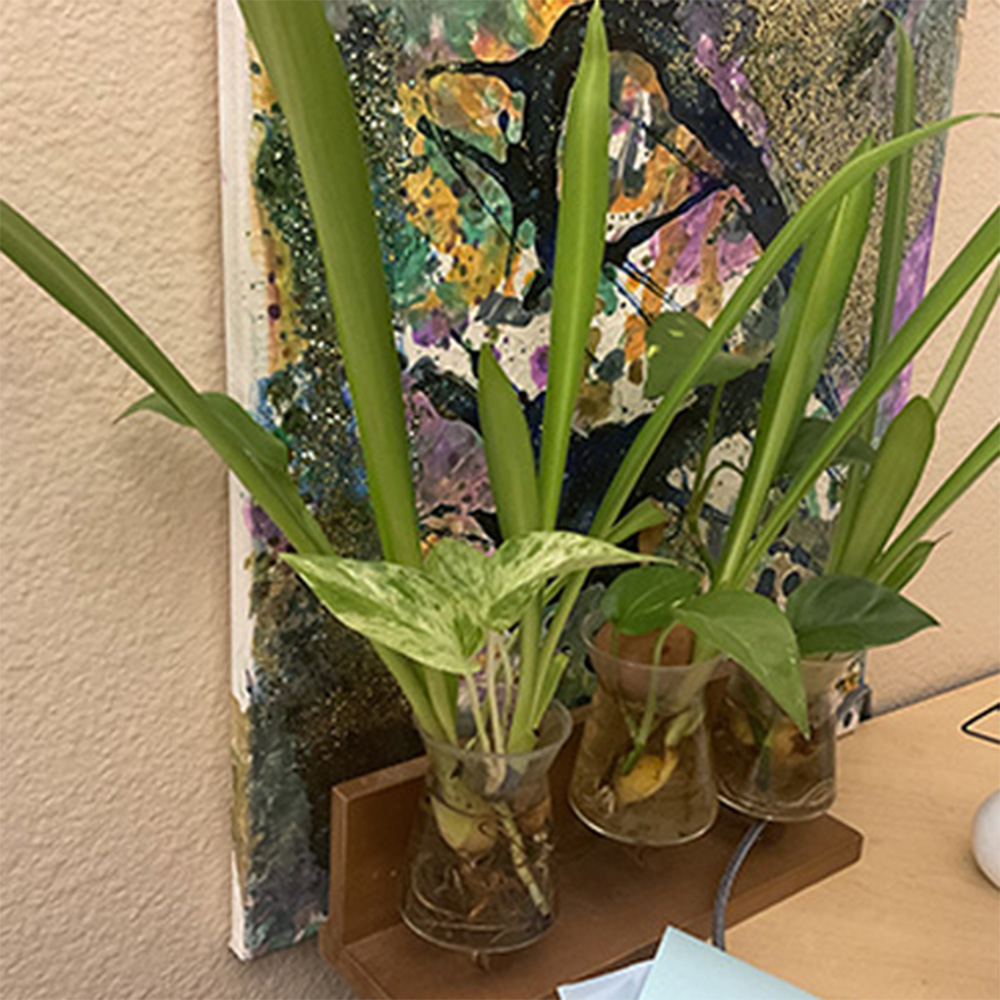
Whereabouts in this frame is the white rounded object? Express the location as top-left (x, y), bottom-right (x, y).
top-left (972, 790), bottom-right (1000, 888)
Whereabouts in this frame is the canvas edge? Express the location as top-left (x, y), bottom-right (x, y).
top-left (216, 0), bottom-right (262, 962)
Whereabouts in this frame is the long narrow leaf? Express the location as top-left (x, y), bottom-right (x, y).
top-left (835, 397), bottom-right (936, 576)
top-left (538, 1), bottom-right (609, 529)
top-left (929, 266), bottom-right (1000, 414)
top-left (0, 200), bottom-right (333, 557)
top-left (716, 139), bottom-right (875, 586)
top-left (477, 347), bottom-right (545, 746)
top-left (478, 350), bottom-right (539, 539)
top-left (870, 20), bottom-right (915, 365)
top-left (880, 539), bottom-right (938, 591)
top-left (737, 208), bottom-right (1000, 585)
top-left (239, 1), bottom-right (420, 569)
top-left (603, 498), bottom-right (670, 546)
top-left (872, 422), bottom-right (1000, 584)
top-left (588, 113), bottom-right (988, 541)
top-left (120, 390), bottom-right (289, 472)
top-left (831, 28), bottom-right (916, 571)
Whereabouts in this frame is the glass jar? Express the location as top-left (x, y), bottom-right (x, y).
top-left (711, 654), bottom-right (852, 821)
top-left (568, 617), bottom-right (718, 846)
top-left (401, 702), bottom-right (572, 955)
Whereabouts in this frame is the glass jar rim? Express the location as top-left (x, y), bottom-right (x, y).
top-left (417, 699), bottom-right (573, 764)
top-left (581, 611), bottom-right (718, 674)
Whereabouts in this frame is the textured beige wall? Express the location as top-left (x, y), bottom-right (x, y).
top-left (0, 2), bottom-right (996, 999)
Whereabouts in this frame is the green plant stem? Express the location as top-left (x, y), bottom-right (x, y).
top-left (498, 637), bottom-right (516, 731)
top-left (620, 628), bottom-right (670, 775)
top-left (485, 633), bottom-right (506, 753)
top-left (508, 602), bottom-right (542, 752)
top-left (464, 675), bottom-right (491, 753)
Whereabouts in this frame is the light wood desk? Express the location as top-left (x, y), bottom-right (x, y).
top-left (728, 675), bottom-right (1000, 1000)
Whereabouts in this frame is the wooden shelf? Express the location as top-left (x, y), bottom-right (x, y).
top-left (319, 723), bottom-right (863, 1000)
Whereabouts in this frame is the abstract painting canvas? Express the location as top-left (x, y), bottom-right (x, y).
top-left (217, 0), bottom-right (965, 957)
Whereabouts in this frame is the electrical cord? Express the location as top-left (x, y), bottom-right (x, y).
top-left (712, 819), bottom-right (769, 951)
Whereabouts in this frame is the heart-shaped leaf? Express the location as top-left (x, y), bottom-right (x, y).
top-left (786, 574), bottom-right (938, 655)
top-left (644, 311), bottom-right (761, 399)
top-left (601, 565), bottom-right (701, 636)
top-left (673, 590), bottom-right (807, 733)
top-left (283, 553), bottom-right (483, 674)
top-left (779, 417), bottom-right (877, 478)
top-left (488, 531), bottom-right (654, 630)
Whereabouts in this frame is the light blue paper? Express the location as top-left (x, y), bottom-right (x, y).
top-left (637, 927), bottom-right (816, 1000)
top-left (557, 960), bottom-right (653, 1000)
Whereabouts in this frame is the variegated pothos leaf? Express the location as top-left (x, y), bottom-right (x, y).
top-left (487, 531), bottom-right (656, 629)
top-left (283, 553), bottom-right (483, 674)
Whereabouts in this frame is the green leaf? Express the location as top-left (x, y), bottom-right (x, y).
top-left (477, 349), bottom-right (539, 539)
top-left (869, 19), bottom-right (915, 368)
top-left (778, 417), bottom-right (877, 478)
top-left (587, 113), bottom-right (989, 544)
top-left (120, 390), bottom-right (289, 472)
top-left (0, 200), bottom-right (333, 558)
top-left (786, 574), bottom-right (937, 655)
top-left (601, 565), bottom-right (701, 636)
top-left (880, 539), bottom-right (938, 592)
top-left (538, 1), bottom-right (610, 528)
top-left (644, 311), bottom-right (760, 398)
top-left (739, 206), bottom-right (999, 585)
top-left (872, 422), bottom-right (1000, 585)
top-left (836, 397), bottom-right (936, 576)
top-left (929, 266), bottom-right (999, 415)
top-left (672, 591), bottom-right (807, 733)
top-left (283, 553), bottom-right (482, 675)
top-left (488, 531), bottom-right (651, 630)
top-left (831, 33), bottom-right (916, 575)
top-left (716, 137), bottom-right (876, 586)
top-left (239, 2), bottom-right (420, 568)
top-left (423, 538), bottom-right (490, 627)
top-left (423, 531), bottom-right (650, 636)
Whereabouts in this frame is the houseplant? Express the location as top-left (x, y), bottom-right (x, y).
top-left (586, 23), bottom-right (999, 828)
top-left (0, 0), bottom-right (993, 947)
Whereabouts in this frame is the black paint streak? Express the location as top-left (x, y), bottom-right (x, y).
top-left (420, 0), bottom-right (788, 308)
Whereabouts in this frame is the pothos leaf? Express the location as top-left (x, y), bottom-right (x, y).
top-left (644, 311), bottom-right (761, 399)
top-left (778, 417), bottom-right (877, 478)
top-left (601, 565), bottom-right (701, 636)
top-left (786, 574), bottom-right (938, 655)
top-left (672, 590), bottom-right (807, 733)
top-left (283, 553), bottom-right (483, 674)
top-left (487, 531), bottom-right (655, 630)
